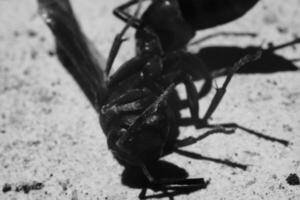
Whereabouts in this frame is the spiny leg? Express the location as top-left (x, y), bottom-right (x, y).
top-left (171, 123), bottom-right (288, 171)
top-left (175, 126), bottom-right (235, 148)
top-left (101, 91), bottom-right (153, 117)
top-left (159, 69), bottom-right (201, 125)
top-left (172, 127), bottom-right (248, 169)
top-left (174, 149), bottom-right (248, 170)
top-left (173, 122), bottom-right (288, 169)
top-left (190, 32), bottom-right (257, 46)
top-left (175, 52), bottom-right (266, 147)
top-left (202, 51), bottom-right (262, 123)
top-left (128, 83), bottom-right (176, 133)
top-left (179, 54), bottom-right (212, 125)
top-left (106, 0), bottom-right (143, 76)
top-left (113, 83), bottom-right (176, 147)
top-left (162, 54), bottom-right (212, 126)
top-left (207, 123), bottom-right (289, 146)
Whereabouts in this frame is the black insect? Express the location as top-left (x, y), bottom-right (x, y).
top-left (113, 0), bottom-right (259, 53)
top-left (106, 0), bottom-right (260, 90)
top-left (38, 0), bottom-right (287, 198)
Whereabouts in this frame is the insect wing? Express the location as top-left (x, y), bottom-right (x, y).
top-left (38, 0), bottom-right (108, 109)
top-left (178, 0), bottom-right (259, 29)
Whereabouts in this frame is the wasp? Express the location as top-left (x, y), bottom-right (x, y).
top-left (38, 0), bottom-right (286, 198)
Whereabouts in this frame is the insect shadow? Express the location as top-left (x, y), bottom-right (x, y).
top-left (121, 160), bottom-right (207, 199)
top-left (120, 84), bottom-right (288, 199)
top-left (190, 34), bottom-right (300, 78)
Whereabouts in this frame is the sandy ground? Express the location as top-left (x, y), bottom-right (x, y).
top-left (0, 0), bottom-right (300, 199)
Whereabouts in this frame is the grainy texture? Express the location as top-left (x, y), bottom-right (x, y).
top-left (0, 0), bottom-right (300, 199)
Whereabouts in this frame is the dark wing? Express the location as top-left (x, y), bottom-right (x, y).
top-left (38, 0), bottom-right (108, 110)
top-left (178, 0), bottom-right (259, 30)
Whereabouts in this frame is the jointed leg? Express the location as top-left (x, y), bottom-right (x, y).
top-left (202, 51), bottom-right (262, 123)
top-left (163, 58), bottom-right (212, 127)
top-left (190, 32), bottom-right (257, 46)
top-left (162, 70), bottom-right (207, 127)
top-left (128, 83), bottom-right (176, 133)
top-left (163, 53), bottom-right (212, 125)
top-left (113, 0), bottom-right (148, 28)
top-left (174, 121), bottom-right (288, 157)
top-left (182, 53), bottom-right (213, 99)
top-left (101, 91), bottom-right (153, 116)
top-left (174, 149), bottom-right (248, 170)
top-left (112, 82), bottom-right (176, 147)
top-left (181, 65), bottom-right (212, 125)
top-left (175, 126), bottom-right (235, 148)
top-left (173, 127), bottom-right (247, 170)
top-left (207, 123), bottom-right (289, 146)
top-left (182, 74), bottom-right (201, 124)
top-left (103, 88), bottom-right (150, 107)
top-left (160, 69), bottom-right (201, 125)
top-left (106, 0), bottom-right (143, 76)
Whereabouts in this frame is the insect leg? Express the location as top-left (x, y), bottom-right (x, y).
top-left (207, 123), bottom-right (289, 146)
top-left (174, 149), bottom-right (247, 170)
top-left (185, 54), bottom-right (212, 99)
top-left (202, 51), bottom-right (262, 123)
top-left (267, 37), bottom-right (300, 52)
top-left (189, 32), bottom-right (257, 46)
top-left (175, 119), bottom-right (288, 151)
top-left (162, 53), bottom-right (212, 126)
top-left (104, 88), bottom-right (150, 107)
top-left (181, 74), bottom-right (201, 124)
top-left (159, 70), bottom-right (201, 127)
top-left (175, 126), bottom-right (235, 148)
top-left (106, 0), bottom-right (143, 76)
top-left (173, 128), bottom-right (248, 171)
top-left (127, 83), bottom-right (176, 134)
top-left (113, 0), bottom-right (148, 29)
top-left (101, 96), bottom-right (155, 130)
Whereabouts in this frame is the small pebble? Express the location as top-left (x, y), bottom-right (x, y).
top-left (286, 174), bottom-right (300, 185)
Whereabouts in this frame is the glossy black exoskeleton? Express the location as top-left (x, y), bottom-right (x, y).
top-left (38, 0), bottom-right (288, 198)
top-left (114, 0), bottom-right (259, 52)
top-left (38, 0), bottom-right (212, 189)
